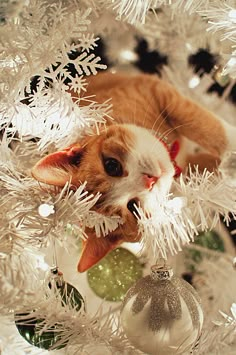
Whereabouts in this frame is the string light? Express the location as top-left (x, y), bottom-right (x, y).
top-left (188, 75), bottom-right (200, 88)
top-left (119, 49), bottom-right (138, 62)
top-left (36, 255), bottom-right (50, 271)
top-left (228, 9), bottom-right (236, 24)
top-left (38, 203), bottom-right (55, 217)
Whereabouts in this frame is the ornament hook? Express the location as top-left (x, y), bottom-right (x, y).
top-left (48, 237), bottom-right (64, 288)
top-left (151, 259), bottom-right (173, 281)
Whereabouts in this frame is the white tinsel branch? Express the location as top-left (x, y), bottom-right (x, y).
top-left (190, 256), bottom-right (236, 354)
top-left (0, 316), bottom-right (48, 355)
top-left (0, 0), bottom-right (108, 150)
top-left (1, 1), bottom-right (236, 354)
top-left (0, 161), bottom-right (122, 255)
top-left (200, 3), bottom-right (236, 43)
top-left (111, 0), bottom-right (155, 24)
top-left (135, 7), bottom-right (214, 63)
top-left (199, 2), bottom-right (236, 78)
top-left (0, 1), bottom-right (94, 103)
top-left (0, 253), bottom-right (134, 354)
top-left (109, 0), bottom-right (215, 24)
top-left (170, 0), bottom-right (213, 14)
top-left (137, 168), bottom-right (236, 260)
top-left (0, 253), bottom-right (46, 314)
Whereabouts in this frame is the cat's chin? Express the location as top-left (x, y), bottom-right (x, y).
top-left (95, 203), bottom-right (138, 236)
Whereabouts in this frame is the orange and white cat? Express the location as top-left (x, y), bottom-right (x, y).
top-left (32, 72), bottom-right (236, 272)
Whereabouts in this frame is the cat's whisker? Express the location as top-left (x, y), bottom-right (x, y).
top-left (153, 100), bottom-right (179, 135)
top-left (150, 122), bottom-right (190, 155)
top-left (150, 102), bottom-right (174, 134)
top-left (152, 102), bottom-right (192, 140)
top-left (150, 114), bottom-right (164, 134)
top-left (159, 121), bottom-right (192, 141)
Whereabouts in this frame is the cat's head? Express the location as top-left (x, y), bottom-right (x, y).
top-left (32, 124), bottom-right (177, 271)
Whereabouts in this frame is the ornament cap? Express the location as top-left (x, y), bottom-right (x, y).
top-left (49, 267), bottom-right (64, 289)
top-left (151, 261), bottom-right (173, 281)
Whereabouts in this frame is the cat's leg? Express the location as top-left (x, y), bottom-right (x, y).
top-left (156, 80), bottom-right (236, 158)
top-left (185, 153), bottom-right (220, 172)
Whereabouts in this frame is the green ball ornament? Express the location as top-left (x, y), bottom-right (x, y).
top-left (15, 313), bottom-right (66, 350)
top-left (87, 247), bottom-right (143, 302)
top-left (185, 230), bottom-right (225, 272)
top-left (15, 269), bottom-right (85, 350)
top-left (195, 230), bottom-right (225, 251)
top-left (49, 271), bottom-right (85, 312)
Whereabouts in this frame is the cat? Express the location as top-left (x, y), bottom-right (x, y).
top-left (32, 72), bottom-right (236, 272)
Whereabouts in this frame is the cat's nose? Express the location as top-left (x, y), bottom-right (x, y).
top-left (143, 174), bottom-right (158, 190)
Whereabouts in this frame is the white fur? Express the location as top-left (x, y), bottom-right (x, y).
top-left (106, 124), bottom-right (175, 210)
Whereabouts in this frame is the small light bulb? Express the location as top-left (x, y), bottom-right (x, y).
top-left (188, 75), bottom-right (200, 89)
top-left (119, 49), bottom-right (138, 62)
top-left (230, 303), bottom-right (236, 320)
top-left (185, 43), bottom-right (193, 52)
top-left (228, 9), bottom-right (236, 23)
top-left (36, 256), bottom-right (49, 271)
top-left (38, 203), bottom-right (55, 217)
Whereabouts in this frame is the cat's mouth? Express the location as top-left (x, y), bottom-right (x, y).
top-left (127, 198), bottom-right (140, 219)
top-left (94, 195), bottom-right (141, 220)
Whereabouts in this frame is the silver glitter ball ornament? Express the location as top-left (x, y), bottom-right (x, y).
top-left (120, 263), bottom-right (204, 355)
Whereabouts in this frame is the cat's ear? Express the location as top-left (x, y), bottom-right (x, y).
top-left (31, 144), bottom-right (83, 186)
top-left (77, 233), bottom-right (121, 272)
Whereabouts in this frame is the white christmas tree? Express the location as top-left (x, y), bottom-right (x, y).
top-left (1, 1), bottom-right (236, 354)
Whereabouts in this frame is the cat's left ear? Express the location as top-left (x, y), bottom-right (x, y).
top-left (77, 233), bottom-right (121, 272)
top-left (31, 144), bottom-right (83, 186)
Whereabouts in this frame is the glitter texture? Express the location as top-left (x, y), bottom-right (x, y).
top-left (121, 267), bottom-right (204, 354)
top-left (122, 274), bottom-right (202, 332)
top-left (87, 247), bottom-right (143, 302)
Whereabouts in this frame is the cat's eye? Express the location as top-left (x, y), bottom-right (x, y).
top-left (103, 157), bottom-right (123, 177)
